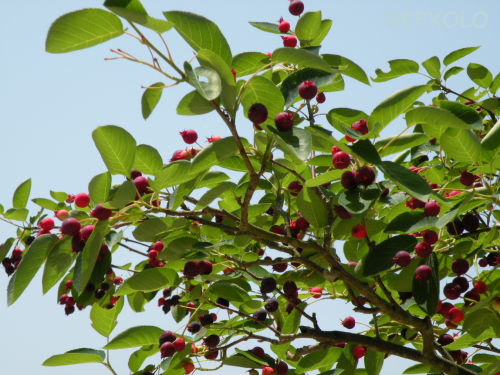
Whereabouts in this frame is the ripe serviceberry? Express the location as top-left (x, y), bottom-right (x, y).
top-left (187, 321), bottom-right (201, 334)
top-left (64, 280), bottom-right (72, 290)
top-left (59, 294), bottom-right (69, 305)
top-left (351, 225), bottom-right (366, 239)
top-left (341, 171), bottom-right (358, 190)
top-left (462, 214), bottom-right (480, 232)
top-left (392, 251), bottom-right (411, 267)
top-left (39, 218), bottom-right (54, 231)
top-left (184, 261), bottom-right (199, 277)
top-left (354, 166), bottom-right (375, 187)
top-left (459, 171), bottom-right (475, 186)
top-left (451, 259), bottom-right (469, 276)
top-left (272, 259), bottom-right (288, 273)
top-left (261, 277), bottom-right (277, 293)
top-left (415, 265), bottom-right (432, 283)
top-left (351, 119), bottom-right (368, 135)
top-left (80, 225), bottom-right (94, 242)
top-left (447, 218), bottom-right (464, 235)
top-left (205, 350), bottom-right (218, 360)
top-left (248, 103), bottom-right (268, 124)
top-left (283, 281), bottom-right (298, 296)
top-left (12, 248), bottom-right (22, 258)
top-left (216, 297), bottom-right (229, 307)
top-left (75, 193), bottom-right (90, 208)
top-left (204, 334), bottom-right (220, 348)
top-left (353, 346), bottom-right (365, 359)
top-left (133, 176), bottom-right (149, 194)
top-left (406, 197), bottom-right (426, 210)
top-left (275, 112), bottom-right (294, 131)
top-left (130, 169), bottom-right (142, 179)
top-left (198, 260), bottom-right (213, 275)
top-left (249, 346), bottom-right (265, 359)
top-left (61, 218), bottom-right (81, 236)
top-left (415, 241), bottom-right (432, 258)
top-left (64, 305), bottom-right (75, 315)
top-left (281, 35), bottom-right (297, 48)
top-left (276, 361), bottom-right (288, 375)
top-left (474, 280), bottom-right (487, 294)
top-left (438, 334), bottom-right (454, 346)
top-left (479, 258), bottom-right (488, 267)
top-left (296, 217), bottom-right (309, 231)
top-left (288, 0), bottom-right (304, 15)
top-left (298, 81), bottom-right (318, 100)
top-left (285, 297), bottom-right (303, 313)
top-left (332, 151), bottom-right (351, 169)
top-left (423, 201), bottom-right (440, 217)
top-left (334, 205), bottom-right (353, 219)
top-left (90, 203), bottom-right (113, 221)
top-left (341, 316), bottom-right (355, 329)
top-left (316, 92), bottom-right (326, 103)
top-left (422, 230), bottom-right (438, 245)
top-left (180, 129), bottom-right (198, 144)
top-left (270, 225), bottom-right (284, 235)
top-left (443, 283), bottom-right (461, 300)
top-left (288, 181), bottom-right (303, 196)
top-left (453, 276), bottom-right (469, 293)
top-left (278, 17), bottom-right (290, 33)
top-left (265, 297), bottom-right (279, 312)
top-left (160, 342), bottom-right (176, 358)
top-left (198, 313), bottom-right (214, 326)
top-left (253, 309), bottom-right (267, 321)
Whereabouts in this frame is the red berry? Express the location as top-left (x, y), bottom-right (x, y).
top-left (248, 103), bottom-right (269, 124)
top-left (423, 201), bottom-right (440, 217)
top-left (341, 316), bottom-right (355, 329)
top-left (180, 129), bottom-right (198, 144)
top-left (270, 225), bottom-right (284, 235)
top-left (265, 52), bottom-right (272, 57)
top-left (133, 176), bottom-right (149, 194)
top-left (353, 346), bottom-right (365, 359)
top-left (448, 307), bottom-right (464, 322)
top-left (405, 197), bottom-right (426, 210)
top-left (415, 241), bottom-right (432, 258)
top-left (351, 224), bottom-right (366, 239)
top-left (309, 287), bottom-right (322, 298)
top-left (113, 276), bottom-right (123, 285)
top-left (12, 248), bottom-right (22, 258)
top-left (443, 283), bottom-right (461, 300)
top-left (61, 218), bottom-right (81, 236)
top-left (451, 259), bottom-right (469, 276)
top-left (341, 171), bottom-right (358, 190)
top-left (298, 81), bottom-right (318, 100)
top-left (184, 261), bottom-right (199, 277)
top-left (59, 294), bottom-right (69, 305)
top-left (281, 35), bottom-right (297, 48)
top-left (414, 265), bottom-right (432, 282)
top-left (249, 346), bottom-right (265, 359)
top-left (66, 194), bottom-right (75, 203)
top-left (351, 119), bottom-right (368, 135)
top-left (75, 193), bottom-right (90, 208)
top-left (153, 241), bottom-right (164, 252)
top-left (479, 258), bottom-right (488, 267)
top-left (345, 134), bottom-right (356, 143)
top-left (296, 217), bottom-right (309, 231)
top-left (80, 225), bottom-right (94, 242)
top-left (278, 18), bottom-right (290, 33)
top-left (130, 169), bottom-right (142, 179)
top-left (148, 250), bottom-right (158, 259)
top-left (183, 362), bottom-right (195, 375)
top-left (64, 280), bottom-right (72, 290)
top-left (334, 205), bottom-right (353, 220)
top-left (39, 218), bottom-right (54, 231)
top-left (332, 151), bottom-right (350, 169)
top-left (316, 92), bottom-right (326, 104)
top-left (288, 181), bottom-right (303, 196)
top-left (160, 342), bottom-right (176, 358)
top-left (459, 171), bottom-right (475, 186)
top-left (173, 337), bottom-right (186, 352)
top-left (422, 230), bottom-right (438, 245)
top-left (276, 361), bottom-right (288, 375)
top-left (354, 166), bottom-right (375, 187)
top-left (275, 112), bottom-right (294, 131)
top-left (288, 0), bottom-right (304, 16)
top-left (464, 100), bottom-right (474, 105)
top-left (331, 145), bottom-right (340, 154)
top-left (198, 260), bottom-right (213, 275)
top-left (474, 280), bottom-right (487, 294)
top-left (157, 297), bottom-right (165, 306)
top-left (90, 203), bottom-right (113, 221)
top-left (392, 251), bottom-right (411, 267)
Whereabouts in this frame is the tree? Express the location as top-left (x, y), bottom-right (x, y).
top-left (1, 1), bottom-right (500, 375)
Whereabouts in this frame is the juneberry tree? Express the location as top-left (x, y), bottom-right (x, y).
top-left (2, 1), bottom-right (500, 375)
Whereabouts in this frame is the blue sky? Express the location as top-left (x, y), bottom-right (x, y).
top-left (0, 1), bottom-right (499, 374)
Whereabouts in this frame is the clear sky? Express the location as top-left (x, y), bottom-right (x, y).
top-left (0, 1), bottom-right (499, 375)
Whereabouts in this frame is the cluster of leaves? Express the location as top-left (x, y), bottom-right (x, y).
top-left (2, 1), bottom-right (500, 375)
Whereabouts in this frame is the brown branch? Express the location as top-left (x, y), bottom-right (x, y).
top-left (117, 242), bottom-right (148, 257)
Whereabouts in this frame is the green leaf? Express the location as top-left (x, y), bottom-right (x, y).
top-left (338, 186), bottom-right (381, 218)
top-left (412, 253), bottom-right (439, 316)
top-left (73, 220), bottom-right (109, 295)
top-left (467, 63), bottom-right (493, 89)
top-left (267, 127), bottom-right (312, 165)
top-left (240, 76), bottom-right (284, 127)
top-left (282, 304), bottom-right (304, 334)
top-left (443, 46), bottom-right (480, 66)
top-left (176, 90), bottom-right (217, 116)
top-left (402, 364), bottom-right (432, 374)
top-left (32, 198), bottom-right (58, 211)
top-left (41, 237), bottom-right (74, 294)
top-left (141, 82), bottom-right (165, 119)
top-left (103, 0), bottom-right (173, 34)
top-left (88, 172), bottom-right (111, 204)
top-left (326, 108), bottom-right (369, 134)
top-left (115, 268), bottom-right (176, 295)
top-left (92, 125), bottom-right (136, 177)
top-left (385, 211), bottom-right (438, 234)
top-left (481, 119), bottom-right (500, 162)
top-left (163, 11), bottom-right (232, 67)
top-left (378, 161), bottom-right (431, 202)
top-left (296, 347), bottom-right (343, 373)
top-left (13, 178), bottom-right (31, 209)
top-left (421, 56), bottom-right (440, 79)
top-left (368, 85), bottom-right (428, 133)
top-left (424, 165), bottom-right (446, 185)
top-left (90, 295), bottom-right (125, 337)
top-left (490, 72), bottom-right (500, 95)
top-left (371, 59), bottom-right (419, 82)
top-left (364, 349), bottom-right (384, 375)
top-left (295, 11), bottom-right (322, 42)
top-left (0, 238), bottom-right (15, 260)
top-left (348, 139), bottom-right (381, 165)
top-left (103, 180), bottom-right (136, 209)
top-left (362, 235), bottom-right (418, 277)
top-left (168, 170), bottom-right (207, 211)
top-left (311, 19), bottom-right (333, 45)
top-left (3, 208), bottom-right (29, 221)
top-left (463, 309), bottom-right (496, 338)
top-left (296, 187), bottom-right (326, 229)
top-left (133, 144), bottom-right (163, 175)
top-left (183, 62), bottom-right (222, 101)
top-left (104, 325), bottom-right (164, 349)
top-left (195, 182), bottom-right (233, 209)
top-left (150, 161), bottom-right (194, 191)
top-left (271, 48), bottom-right (335, 73)
top-left (46, 9), bottom-right (123, 53)
top-left (446, 327), bottom-right (499, 351)
top-left (128, 346), bottom-right (159, 372)
top-left (7, 235), bottom-right (60, 305)
top-left (248, 22), bottom-right (291, 35)
top-left (440, 128), bottom-right (481, 163)
top-left (322, 54), bottom-right (370, 86)
top-left (43, 349), bottom-right (105, 366)
top-left (443, 66), bottom-right (464, 81)
top-left (305, 170), bottom-right (343, 187)
top-left (280, 68), bottom-right (336, 105)
top-left (224, 353), bottom-right (263, 368)
top-left (197, 49), bottom-right (236, 115)
top-left (231, 52), bottom-right (270, 78)
top-left (210, 281), bottom-right (250, 302)
top-left (132, 218), bottom-right (168, 242)
top-left (190, 137), bottom-right (246, 175)
top-left (375, 133), bottom-right (430, 158)
top-left (51, 190), bottom-right (68, 203)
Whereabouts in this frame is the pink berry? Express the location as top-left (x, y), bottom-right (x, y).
top-left (341, 316), bottom-right (355, 329)
top-left (392, 251), bottom-right (411, 267)
top-left (448, 307), bottom-right (464, 322)
top-left (153, 241), bottom-right (164, 252)
top-left (74, 193), bottom-right (90, 208)
top-left (275, 112), bottom-right (294, 131)
top-left (331, 145), bottom-right (340, 154)
top-left (474, 280), bottom-right (487, 294)
top-left (134, 176), bottom-right (150, 194)
top-left (298, 81), bottom-right (318, 100)
top-left (278, 18), bottom-right (290, 33)
top-left (351, 225), bottom-right (366, 239)
top-left (180, 129), bottom-right (198, 144)
top-left (61, 218), bottom-right (81, 236)
top-left (39, 218), bottom-right (54, 231)
top-left (351, 119), bottom-right (368, 135)
top-left (332, 151), bottom-right (350, 169)
top-left (170, 150), bottom-right (183, 162)
top-left (12, 248), bottom-right (22, 258)
top-left (54, 210), bottom-right (69, 221)
top-left (415, 241), bottom-right (432, 258)
top-left (64, 280), bottom-right (72, 290)
top-left (316, 92), bottom-right (326, 104)
top-left (288, 181), bottom-right (303, 196)
top-left (265, 52), bottom-right (272, 57)
top-left (281, 35), bottom-right (297, 48)
top-left (309, 287), bottom-right (322, 298)
top-left (173, 337), bottom-right (186, 352)
top-left (148, 250), bottom-right (158, 259)
top-left (66, 194), bottom-right (75, 203)
top-left (354, 166), bottom-right (375, 187)
top-left (288, 0), bottom-right (304, 16)
top-left (423, 201), bottom-right (440, 217)
top-left (248, 103), bottom-right (268, 124)
top-left (90, 203), bottom-right (113, 221)
top-left (80, 225), bottom-right (95, 242)
top-left (206, 135), bottom-right (222, 143)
